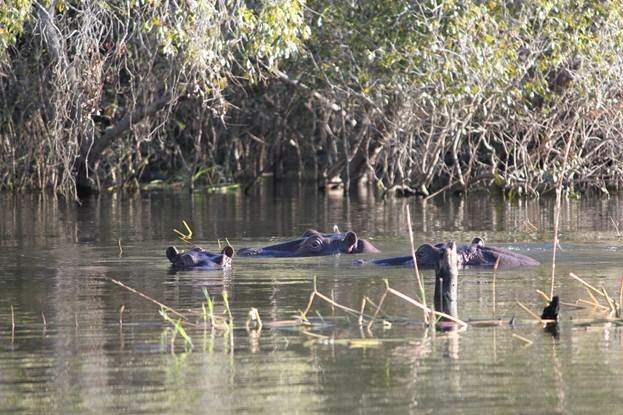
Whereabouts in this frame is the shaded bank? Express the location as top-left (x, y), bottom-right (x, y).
top-left (1, 1), bottom-right (623, 199)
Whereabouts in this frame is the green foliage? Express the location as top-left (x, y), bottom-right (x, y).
top-left (2, 0), bottom-right (623, 196)
top-left (305, 0), bottom-right (623, 111)
top-left (0, 0), bottom-right (32, 56)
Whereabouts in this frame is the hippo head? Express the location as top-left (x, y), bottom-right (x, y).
top-left (293, 233), bottom-right (340, 256)
top-left (238, 229), bottom-right (379, 257)
top-left (471, 237), bottom-right (485, 247)
top-left (414, 243), bottom-right (443, 267)
top-left (462, 237), bottom-right (540, 267)
top-left (166, 245), bottom-right (233, 269)
top-left (293, 231), bottom-right (364, 256)
top-left (301, 229), bottom-right (323, 238)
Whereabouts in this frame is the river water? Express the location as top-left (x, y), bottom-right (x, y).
top-left (1, 184), bottom-right (623, 414)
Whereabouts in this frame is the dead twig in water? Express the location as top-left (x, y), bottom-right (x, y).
top-left (570, 273), bottom-right (607, 299)
top-left (384, 280), bottom-right (468, 328)
top-left (512, 333), bottom-right (534, 346)
top-left (366, 291), bottom-right (390, 331)
top-left (492, 257), bottom-right (500, 318)
top-left (302, 276), bottom-right (375, 321)
top-left (585, 287), bottom-right (602, 308)
top-left (576, 299), bottom-right (609, 311)
top-left (536, 289), bottom-right (550, 302)
top-left (601, 287), bottom-right (618, 316)
top-left (174, 220), bottom-right (193, 242)
top-left (11, 305), bottom-right (15, 338)
top-left (119, 305), bottom-right (125, 326)
top-left (549, 134), bottom-right (574, 299)
top-left (516, 301), bottom-right (542, 321)
top-left (104, 276), bottom-right (190, 322)
top-left (610, 216), bottom-right (621, 239)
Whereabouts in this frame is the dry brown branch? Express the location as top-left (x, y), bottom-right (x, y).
top-left (104, 276), bottom-right (189, 321)
top-left (516, 301), bottom-right (542, 321)
top-left (512, 333), bottom-right (533, 346)
top-left (384, 280), bottom-right (468, 328)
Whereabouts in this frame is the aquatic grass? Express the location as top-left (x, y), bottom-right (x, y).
top-left (222, 291), bottom-right (233, 327)
top-left (173, 220), bottom-right (193, 243)
top-left (159, 308), bottom-right (194, 352)
top-left (405, 205), bottom-right (429, 323)
top-left (202, 288), bottom-right (215, 328)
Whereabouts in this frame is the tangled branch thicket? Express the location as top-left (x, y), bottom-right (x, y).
top-left (1, 1), bottom-right (623, 199)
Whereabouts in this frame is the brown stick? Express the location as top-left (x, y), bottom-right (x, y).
top-left (577, 299), bottom-right (609, 311)
top-left (11, 305), bottom-right (15, 337)
top-left (104, 277), bottom-right (188, 320)
top-left (550, 134), bottom-right (574, 299)
top-left (516, 301), bottom-right (542, 321)
top-left (119, 304), bottom-right (125, 326)
top-left (536, 289), bottom-right (550, 302)
top-left (512, 333), bottom-right (534, 346)
top-left (385, 280), bottom-right (468, 328)
top-left (601, 287), bottom-right (617, 315)
top-left (585, 287), bottom-right (601, 307)
top-left (315, 291), bottom-right (363, 316)
top-left (570, 273), bottom-right (606, 298)
top-left (366, 291), bottom-right (389, 331)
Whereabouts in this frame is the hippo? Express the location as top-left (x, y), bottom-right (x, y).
top-left (166, 245), bottom-right (234, 269)
top-left (370, 238), bottom-right (539, 268)
top-left (237, 229), bottom-right (379, 257)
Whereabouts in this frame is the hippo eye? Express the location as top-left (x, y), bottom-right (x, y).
top-left (311, 241), bottom-right (321, 248)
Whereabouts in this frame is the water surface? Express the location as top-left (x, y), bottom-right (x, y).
top-left (1, 185), bottom-right (623, 414)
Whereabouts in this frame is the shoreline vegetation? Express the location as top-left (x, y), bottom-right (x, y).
top-left (1, 1), bottom-right (623, 200)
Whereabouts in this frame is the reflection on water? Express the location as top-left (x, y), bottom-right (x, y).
top-left (1, 184), bottom-right (623, 413)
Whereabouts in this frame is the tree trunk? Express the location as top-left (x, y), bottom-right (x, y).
top-left (434, 241), bottom-right (459, 320)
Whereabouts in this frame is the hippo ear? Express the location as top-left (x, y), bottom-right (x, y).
top-left (343, 231), bottom-right (358, 249)
top-left (222, 246), bottom-right (234, 258)
top-left (166, 247), bottom-right (179, 263)
top-left (471, 237), bottom-right (485, 247)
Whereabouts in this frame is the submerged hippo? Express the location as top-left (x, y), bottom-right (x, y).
top-left (237, 229), bottom-right (379, 257)
top-left (371, 238), bottom-right (539, 268)
top-left (166, 245), bottom-right (234, 269)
